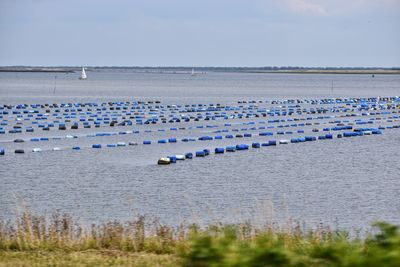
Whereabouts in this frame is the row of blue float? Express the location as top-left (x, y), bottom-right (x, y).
top-left (1, 97), bottom-right (400, 161)
top-left (3, 119), bottom-right (397, 147)
top-left (1, 110), bottom-right (398, 144)
top-left (0, 123), bottom-right (392, 156)
top-left (2, 96), bottom-right (397, 110)
top-left (1, 101), bottom-right (399, 156)
top-left (157, 129), bottom-right (385, 165)
top-left (2, 106), bottom-right (398, 131)
top-left (2, 97), bottom-right (399, 134)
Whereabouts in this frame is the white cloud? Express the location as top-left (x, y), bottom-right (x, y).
top-left (284, 0), bottom-right (400, 16)
top-left (285, 0), bottom-right (327, 15)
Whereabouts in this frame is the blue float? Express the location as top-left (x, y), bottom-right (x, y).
top-left (166, 156), bottom-right (176, 163)
top-left (305, 136), bottom-right (316, 141)
top-left (226, 146), bottom-right (236, 152)
top-left (196, 150), bottom-right (205, 157)
top-left (236, 144), bottom-right (249, 150)
top-left (215, 147), bottom-right (225, 154)
top-left (268, 140), bottom-right (277, 146)
top-left (252, 142), bottom-right (260, 148)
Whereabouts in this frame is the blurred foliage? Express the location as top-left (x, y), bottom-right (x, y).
top-left (1, 213), bottom-right (399, 266)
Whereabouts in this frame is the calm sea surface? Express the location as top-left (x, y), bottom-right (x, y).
top-left (1, 70), bottom-right (400, 231)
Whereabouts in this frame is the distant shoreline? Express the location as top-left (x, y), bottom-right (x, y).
top-left (0, 66), bottom-right (399, 75)
top-left (245, 69), bottom-right (400, 75)
top-left (0, 67), bottom-right (74, 73)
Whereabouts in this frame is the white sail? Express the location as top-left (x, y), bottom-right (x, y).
top-left (79, 67), bottom-right (87, 80)
top-left (191, 68), bottom-right (195, 76)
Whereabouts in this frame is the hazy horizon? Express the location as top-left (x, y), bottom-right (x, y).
top-left (1, 65), bottom-right (399, 69)
top-left (1, 0), bottom-right (399, 67)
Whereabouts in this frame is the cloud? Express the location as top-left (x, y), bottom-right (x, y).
top-left (285, 0), bottom-right (327, 15)
top-left (284, 0), bottom-right (400, 16)
top-left (357, 0), bottom-right (400, 8)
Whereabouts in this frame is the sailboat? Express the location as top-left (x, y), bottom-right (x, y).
top-left (191, 68), bottom-right (196, 76)
top-left (79, 67), bottom-right (87, 80)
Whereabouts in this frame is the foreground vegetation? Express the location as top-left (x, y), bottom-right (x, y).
top-left (1, 213), bottom-right (400, 266)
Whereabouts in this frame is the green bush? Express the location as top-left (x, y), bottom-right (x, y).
top-left (182, 223), bottom-right (400, 267)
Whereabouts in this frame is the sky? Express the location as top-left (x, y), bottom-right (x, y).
top-left (0, 0), bottom-right (399, 67)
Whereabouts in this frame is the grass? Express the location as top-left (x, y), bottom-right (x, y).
top-left (0, 250), bottom-right (179, 267)
top-left (1, 212), bottom-right (400, 266)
